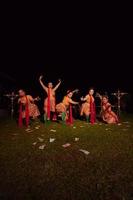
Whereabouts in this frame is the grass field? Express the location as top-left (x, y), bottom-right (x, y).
top-left (0, 115), bottom-right (133, 200)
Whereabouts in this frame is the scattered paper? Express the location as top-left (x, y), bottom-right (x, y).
top-left (39, 144), bottom-right (46, 150)
top-left (80, 125), bottom-right (84, 128)
top-left (49, 138), bottom-right (56, 143)
top-left (50, 129), bottom-right (56, 132)
top-left (25, 128), bottom-right (31, 131)
top-left (62, 143), bottom-right (71, 148)
top-left (38, 137), bottom-right (44, 142)
top-left (123, 121), bottom-right (129, 124)
top-left (32, 142), bottom-right (37, 145)
top-left (73, 126), bottom-right (76, 129)
top-left (74, 137), bottom-right (79, 141)
top-left (79, 149), bottom-right (90, 155)
top-left (118, 123), bottom-right (122, 126)
top-left (26, 129), bottom-right (34, 133)
top-left (35, 126), bottom-right (40, 129)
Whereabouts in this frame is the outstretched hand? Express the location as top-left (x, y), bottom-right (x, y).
top-left (80, 97), bottom-right (84, 101)
top-left (34, 96), bottom-right (41, 101)
top-left (58, 79), bottom-right (61, 83)
top-left (39, 75), bottom-right (43, 81)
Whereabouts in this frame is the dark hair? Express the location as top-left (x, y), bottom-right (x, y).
top-left (18, 89), bottom-right (26, 94)
top-left (66, 90), bottom-right (72, 95)
top-left (89, 87), bottom-right (94, 91)
top-left (102, 95), bottom-right (108, 99)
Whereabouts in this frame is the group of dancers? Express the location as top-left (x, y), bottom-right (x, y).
top-left (18, 75), bottom-right (119, 127)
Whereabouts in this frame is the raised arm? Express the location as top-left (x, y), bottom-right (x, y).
top-left (39, 75), bottom-right (48, 93)
top-left (95, 92), bottom-right (102, 100)
top-left (69, 98), bottom-right (79, 105)
top-left (72, 89), bottom-right (79, 94)
top-left (53, 79), bottom-right (61, 92)
top-left (18, 98), bottom-right (21, 104)
top-left (81, 94), bottom-right (89, 101)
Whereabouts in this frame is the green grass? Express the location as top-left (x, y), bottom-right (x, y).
top-left (0, 115), bottom-right (133, 200)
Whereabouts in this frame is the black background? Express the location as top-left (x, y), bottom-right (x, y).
top-left (0, 4), bottom-right (133, 103)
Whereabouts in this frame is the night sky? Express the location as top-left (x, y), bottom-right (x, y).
top-left (0, 8), bottom-right (133, 98)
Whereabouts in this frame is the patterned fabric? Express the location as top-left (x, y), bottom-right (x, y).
top-left (81, 95), bottom-right (96, 123)
top-left (101, 103), bottom-right (118, 124)
top-left (18, 95), bottom-right (40, 127)
top-left (56, 96), bottom-right (75, 123)
top-left (90, 95), bottom-right (96, 124)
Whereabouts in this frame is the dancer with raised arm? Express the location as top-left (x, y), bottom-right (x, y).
top-left (96, 93), bottom-right (119, 124)
top-left (39, 75), bottom-right (61, 121)
top-left (80, 88), bottom-right (96, 124)
top-left (18, 89), bottom-right (40, 127)
top-left (56, 89), bottom-right (79, 124)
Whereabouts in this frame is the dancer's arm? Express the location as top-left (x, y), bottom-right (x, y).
top-left (95, 92), bottom-right (102, 100)
top-left (39, 75), bottom-right (48, 92)
top-left (69, 98), bottom-right (79, 105)
top-left (72, 89), bottom-right (79, 94)
top-left (53, 79), bottom-right (61, 91)
top-left (18, 98), bottom-right (21, 103)
top-left (80, 94), bottom-right (89, 101)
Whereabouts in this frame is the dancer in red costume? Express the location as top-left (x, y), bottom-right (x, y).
top-left (56, 90), bottom-right (79, 124)
top-left (39, 75), bottom-right (61, 121)
top-left (96, 93), bottom-right (119, 124)
top-left (80, 88), bottom-right (96, 124)
top-left (18, 89), bottom-right (40, 127)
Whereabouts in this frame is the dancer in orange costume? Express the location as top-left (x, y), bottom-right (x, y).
top-left (56, 90), bottom-right (79, 123)
top-left (39, 75), bottom-right (61, 121)
top-left (97, 94), bottom-right (119, 124)
top-left (80, 88), bottom-right (96, 124)
top-left (18, 89), bottom-right (40, 127)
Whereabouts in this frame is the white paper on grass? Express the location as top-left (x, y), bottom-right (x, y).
top-left (26, 130), bottom-right (34, 133)
top-left (117, 123), bottom-right (122, 126)
top-left (49, 138), bottom-right (56, 143)
top-left (105, 128), bottom-right (112, 131)
top-left (50, 129), bottom-right (56, 132)
top-left (33, 142), bottom-right (37, 145)
top-left (73, 126), bottom-right (76, 129)
top-left (74, 137), bottom-right (79, 141)
top-left (62, 143), bottom-right (71, 148)
top-left (25, 128), bottom-right (31, 131)
top-left (38, 137), bottom-right (44, 142)
top-left (35, 126), bottom-right (40, 129)
top-left (39, 144), bottom-right (46, 150)
top-left (80, 125), bottom-right (84, 128)
top-left (79, 149), bottom-right (90, 155)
